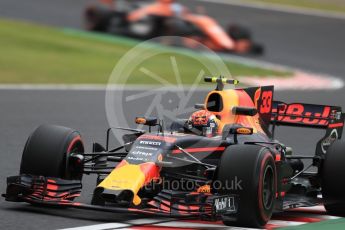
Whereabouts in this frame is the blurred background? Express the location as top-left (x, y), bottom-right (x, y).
top-left (0, 0), bottom-right (344, 84)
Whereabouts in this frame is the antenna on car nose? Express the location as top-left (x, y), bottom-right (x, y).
top-left (204, 76), bottom-right (239, 91)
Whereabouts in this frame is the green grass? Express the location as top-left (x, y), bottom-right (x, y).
top-left (243, 0), bottom-right (345, 14)
top-left (281, 218), bottom-right (345, 230)
top-left (0, 19), bottom-right (288, 85)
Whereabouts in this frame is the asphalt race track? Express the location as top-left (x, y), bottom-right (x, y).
top-left (1, 0), bottom-right (345, 229)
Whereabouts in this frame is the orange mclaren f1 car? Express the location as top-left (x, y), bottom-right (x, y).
top-left (84, 0), bottom-right (264, 55)
top-left (3, 77), bottom-right (345, 228)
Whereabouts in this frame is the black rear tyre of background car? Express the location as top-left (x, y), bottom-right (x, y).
top-left (227, 25), bottom-right (251, 40)
top-left (216, 145), bottom-right (277, 228)
top-left (250, 43), bottom-right (264, 55)
top-left (20, 124), bottom-right (84, 180)
top-left (322, 139), bottom-right (345, 216)
top-left (84, 6), bottom-right (113, 32)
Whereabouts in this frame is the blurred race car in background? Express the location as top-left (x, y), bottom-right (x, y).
top-left (84, 0), bottom-right (264, 55)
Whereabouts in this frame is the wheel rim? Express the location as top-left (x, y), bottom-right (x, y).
top-left (66, 136), bottom-right (84, 179)
top-left (262, 165), bottom-right (274, 210)
top-left (129, 20), bottom-right (154, 36)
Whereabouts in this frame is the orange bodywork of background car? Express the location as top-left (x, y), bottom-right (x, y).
top-left (127, 1), bottom-right (235, 51)
top-left (183, 14), bottom-right (235, 50)
top-left (127, 2), bottom-right (178, 21)
top-left (204, 89), bottom-right (264, 134)
top-left (99, 0), bottom-right (115, 9)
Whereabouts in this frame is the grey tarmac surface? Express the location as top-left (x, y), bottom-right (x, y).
top-left (1, 0), bottom-right (345, 229)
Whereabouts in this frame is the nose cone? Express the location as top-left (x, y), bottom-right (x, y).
top-left (95, 160), bottom-right (160, 205)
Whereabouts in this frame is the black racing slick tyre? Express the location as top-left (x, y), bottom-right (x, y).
top-left (322, 139), bottom-right (345, 216)
top-left (84, 5), bottom-right (112, 32)
top-left (227, 25), bottom-right (251, 40)
top-left (216, 145), bottom-right (277, 228)
top-left (250, 43), bottom-right (264, 55)
top-left (20, 124), bottom-right (84, 180)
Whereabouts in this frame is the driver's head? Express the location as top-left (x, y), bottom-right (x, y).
top-left (188, 110), bottom-right (219, 137)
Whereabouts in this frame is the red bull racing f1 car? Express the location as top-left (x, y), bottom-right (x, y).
top-left (3, 77), bottom-right (345, 228)
top-left (84, 0), bottom-right (264, 55)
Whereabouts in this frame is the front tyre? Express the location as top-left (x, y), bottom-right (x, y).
top-left (322, 140), bottom-right (345, 216)
top-left (216, 145), bottom-right (277, 228)
top-left (20, 124), bottom-right (84, 180)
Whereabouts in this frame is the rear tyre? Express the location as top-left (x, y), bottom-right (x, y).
top-left (84, 6), bottom-right (113, 32)
top-left (216, 145), bottom-right (277, 228)
top-left (250, 43), bottom-right (264, 55)
top-left (20, 124), bottom-right (84, 180)
top-left (227, 25), bottom-right (251, 40)
top-left (322, 140), bottom-right (345, 216)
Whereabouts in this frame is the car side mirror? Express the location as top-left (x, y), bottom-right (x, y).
top-left (232, 106), bottom-right (258, 116)
top-left (222, 124), bottom-right (253, 142)
top-left (135, 117), bottom-right (158, 126)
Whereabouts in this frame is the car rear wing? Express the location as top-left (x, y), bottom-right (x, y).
top-left (271, 101), bottom-right (345, 155)
top-left (271, 101), bottom-right (345, 130)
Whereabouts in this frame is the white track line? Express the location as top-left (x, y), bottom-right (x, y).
top-left (0, 72), bottom-right (343, 92)
top-left (57, 223), bottom-right (129, 230)
top-left (196, 0), bottom-right (345, 20)
top-left (0, 84), bottom-right (105, 91)
top-left (1, 50), bottom-right (341, 91)
top-left (58, 218), bottom-right (301, 230)
top-left (58, 205), bottom-right (335, 230)
top-left (268, 220), bottom-right (307, 226)
top-left (58, 218), bottom-right (257, 230)
top-left (127, 219), bottom-right (229, 229)
top-left (0, 51), bottom-right (343, 91)
top-left (0, 84), bottom-right (211, 91)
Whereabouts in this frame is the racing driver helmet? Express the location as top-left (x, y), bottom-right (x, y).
top-left (187, 110), bottom-right (220, 137)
